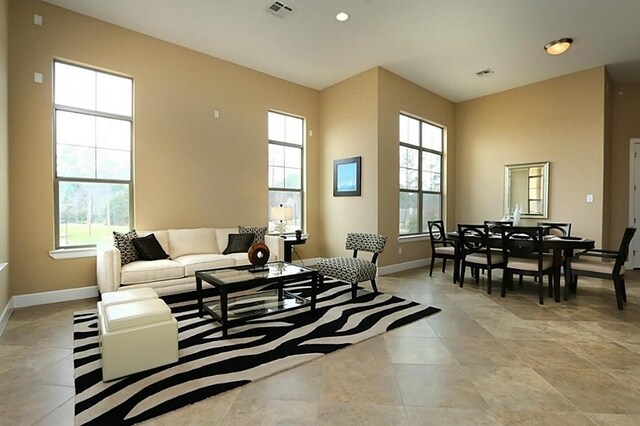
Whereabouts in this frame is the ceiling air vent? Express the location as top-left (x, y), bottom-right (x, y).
top-left (268, 1), bottom-right (293, 18)
top-left (476, 68), bottom-right (494, 77)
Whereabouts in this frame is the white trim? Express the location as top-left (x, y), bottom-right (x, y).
top-left (0, 262), bottom-right (7, 273)
top-left (49, 247), bottom-right (96, 259)
top-left (0, 297), bottom-right (14, 336)
top-left (12, 285), bottom-right (98, 308)
top-left (379, 258), bottom-right (429, 276)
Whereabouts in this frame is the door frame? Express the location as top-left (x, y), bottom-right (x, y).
top-left (628, 138), bottom-right (640, 268)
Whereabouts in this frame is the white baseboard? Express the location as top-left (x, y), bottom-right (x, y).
top-left (0, 297), bottom-right (14, 336)
top-left (379, 258), bottom-right (428, 276)
top-left (12, 285), bottom-right (99, 309)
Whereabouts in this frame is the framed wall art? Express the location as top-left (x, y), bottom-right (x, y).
top-left (333, 156), bottom-right (361, 197)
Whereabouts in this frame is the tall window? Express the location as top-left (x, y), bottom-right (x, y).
top-left (268, 111), bottom-right (303, 234)
top-left (54, 61), bottom-right (133, 248)
top-left (399, 113), bottom-right (443, 235)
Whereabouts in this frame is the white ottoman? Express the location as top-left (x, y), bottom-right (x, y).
top-left (101, 287), bottom-right (158, 306)
top-left (98, 298), bottom-right (178, 381)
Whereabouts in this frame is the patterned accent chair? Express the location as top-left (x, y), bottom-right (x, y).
top-left (317, 233), bottom-right (387, 301)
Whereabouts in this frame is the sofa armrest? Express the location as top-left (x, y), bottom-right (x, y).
top-left (265, 235), bottom-right (284, 262)
top-left (97, 243), bottom-right (121, 294)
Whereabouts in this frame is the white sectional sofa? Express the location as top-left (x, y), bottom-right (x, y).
top-left (97, 227), bottom-right (284, 295)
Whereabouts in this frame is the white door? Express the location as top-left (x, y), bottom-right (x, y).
top-left (632, 140), bottom-right (640, 267)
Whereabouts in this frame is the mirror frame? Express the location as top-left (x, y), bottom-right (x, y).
top-left (504, 161), bottom-right (549, 219)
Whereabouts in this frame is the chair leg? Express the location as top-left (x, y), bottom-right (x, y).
top-left (475, 268), bottom-right (480, 284)
top-left (351, 283), bottom-right (358, 301)
top-left (442, 258), bottom-right (447, 273)
top-left (538, 274), bottom-right (545, 305)
top-left (548, 274), bottom-right (553, 298)
top-left (613, 278), bottom-right (624, 310)
top-left (429, 256), bottom-right (436, 277)
top-left (487, 268), bottom-right (492, 294)
top-left (501, 271), bottom-right (509, 297)
top-left (620, 277), bottom-right (627, 303)
top-left (518, 274), bottom-right (523, 287)
top-left (459, 262), bottom-right (466, 288)
top-left (370, 278), bottom-right (378, 293)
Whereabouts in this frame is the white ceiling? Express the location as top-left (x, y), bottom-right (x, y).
top-left (42, 0), bottom-right (640, 102)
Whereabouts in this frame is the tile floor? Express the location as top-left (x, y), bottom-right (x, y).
top-left (1, 267), bottom-right (640, 425)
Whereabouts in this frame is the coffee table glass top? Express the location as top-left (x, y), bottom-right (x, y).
top-left (198, 261), bottom-right (312, 285)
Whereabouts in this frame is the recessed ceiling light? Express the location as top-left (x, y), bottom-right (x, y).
top-left (544, 38), bottom-right (573, 55)
top-left (336, 12), bottom-right (349, 22)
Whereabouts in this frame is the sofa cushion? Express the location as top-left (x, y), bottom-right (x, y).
top-left (223, 233), bottom-right (254, 254)
top-left (113, 230), bottom-right (139, 266)
top-left (225, 252), bottom-right (252, 266)
top-left (138, 230), bottom-right (170, 256)
top-left (168, 228), bottom-right (218, 258)
top-left (173, 254), bottom-right (235, 276)
top-left (121, 259), bottom-right (185, 285)
top-left (132, 234), bottom-right (170, 260)
top-left (238, 226), bottom-right (267, 245)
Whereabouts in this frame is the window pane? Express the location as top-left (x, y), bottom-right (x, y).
top-left (97, 148), bottom-right (131, 180)
top-left (57, 145), bottom-right (95, 178)
top-left (96, 72), bottom-right (133, 116)
top-left (399, 192), bottom-right (419, 234)
top-left (400, 146), bottom-right (419, 190)
top-left (56, 111), bottom-right (95, 147)
top-left (96, 117), bottom-right (131, 151)
top-left (422, 122), bottom-right (443, 152)
top-left (268, 190), bottom-right (302, 233)
top-left (269, 166), bottom-right (285, 188)
top-left (399, 115), bottom-right (420, 146)
top-left (284, 146), bottom-right (301, 169)
top-left (58, 181), bottom-right (130, 246)
top-left (422, 172), bottom-right (441, 192)
top-left (54, 62), bottom-right (96, 110)
top-left (268, 143), bottom-right (285, 167)
top-left (284, 168), bottom-right (301, 189)
top-left (284, 115), bottom-right (303, 145)
top-left (268, 111), bottom-right (285, 142)
top-left (422, 193), bottom-right (441, 230)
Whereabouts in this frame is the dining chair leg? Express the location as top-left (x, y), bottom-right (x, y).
top-left (501, 271), bottom-right (509, 297)
top-left (620, 277), bottom-right (627, 302)
top-left (538, 274), bottom-right (545, 305)
top-left (548, 275), bottom-right (553, 298)
top-left (429, 256), bottom-right (436, 277)
top-left (518, 275), bottom-right (523, 287)
top-left (613, 278), bottom-right (624, 310)
top-left (487, 268), bottom-right (493, 294)
top-left (459, 262), bottom-right (466, 288)
top-left (475, 268), bottom-right (480, 284)
top-left (442, 259), bottom-right (447, 273)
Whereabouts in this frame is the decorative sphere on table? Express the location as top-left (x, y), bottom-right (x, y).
top-left (247, 243), bottom-right (270, 268)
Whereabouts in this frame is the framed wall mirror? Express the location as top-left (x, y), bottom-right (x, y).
top-left (504, 161), bottom-right (549, 218)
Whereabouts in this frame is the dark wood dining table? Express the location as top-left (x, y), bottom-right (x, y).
top-left (446, 232), bottom-right (595, 302)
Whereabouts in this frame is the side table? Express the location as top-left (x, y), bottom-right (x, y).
top-left (282, 236), bottom-right (307, 262)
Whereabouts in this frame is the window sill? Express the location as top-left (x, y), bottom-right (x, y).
top-left (49, 247), bottom-right (96, 260)
top-left (398, 234), bottom-right (429, 243)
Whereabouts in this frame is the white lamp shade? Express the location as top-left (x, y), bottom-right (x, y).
top-left (270, 206), bottom-right (294, 221)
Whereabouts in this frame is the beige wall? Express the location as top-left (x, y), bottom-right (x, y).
top-left (9, 0), bottom-right (320, 295)
top-left (319, 68), bottom-right (379, 258)
top-left (0, 0), bottom-right (9, 312)
top-left (609, 82), bottom-right (640, 247)
top-left (456, 67), bottom-right (607, 244)
top-left (377, 68), bottom-right (456, 266)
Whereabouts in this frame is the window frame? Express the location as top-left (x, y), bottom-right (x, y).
top-left (53, 60), bottom-right (134, 249)
top-left (267, 110), bottom-right (305, 235)
top-left (399, 113), bottom-right (444, 236)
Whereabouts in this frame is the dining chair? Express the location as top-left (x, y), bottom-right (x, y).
top-left (566, 227), bottom-right (636, 310)
top-left (537, 222), bottom-right (572, 237)
top-left (458, 224), bottom-right (504, 294)
top-left (484, 220), bottom-right (513, 234)
top-left (317, 232), bottom-right (387, 301)
top-left (500, 226), bottom-right (554, 305)
top-left (427, 220), bottom-right (456, 277)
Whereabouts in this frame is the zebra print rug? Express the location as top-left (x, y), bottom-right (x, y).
top-left (73, 279), bottom-right (440, 425)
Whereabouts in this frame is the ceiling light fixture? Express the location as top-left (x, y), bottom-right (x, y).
top-left (336, 12), bottom-right (349, 22)
top-left (544, 38), bottom-right (573, 55)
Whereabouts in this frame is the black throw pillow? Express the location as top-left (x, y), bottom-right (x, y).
top-left (223, 233), bottom-right (254, 255)
top-left (132, 234), bottom-right (170, 261)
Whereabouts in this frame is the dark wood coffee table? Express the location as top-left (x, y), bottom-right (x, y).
top-left (195, 261), bottom-right (318, 337)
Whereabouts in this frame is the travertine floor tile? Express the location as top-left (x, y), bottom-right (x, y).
top-left (222, 398), bottom-right (317, 425)
top-left (317, 401), bottom-right (408, 425)
top-left (384, 335), bottom-right (457, 365)
top-left (404, 407), bottom-right (499, 425)
top-left (494, 410), bottom-right (595, 426)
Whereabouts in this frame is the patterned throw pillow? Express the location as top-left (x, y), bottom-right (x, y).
top-left (113, 230), bottom-right (139, 266)
top-left (238, 226), bottom-right (267, 245)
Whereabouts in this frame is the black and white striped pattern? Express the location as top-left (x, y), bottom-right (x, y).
top-left (73, 279), bottom-right (440, 425)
